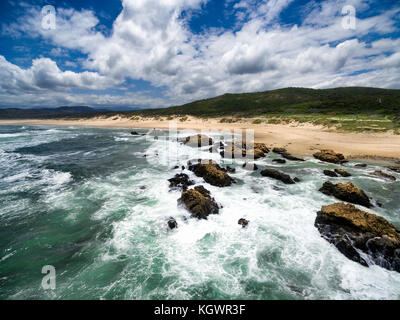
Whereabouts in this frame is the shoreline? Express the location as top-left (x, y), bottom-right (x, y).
top-left (2, 117), bottom-right (400, 162)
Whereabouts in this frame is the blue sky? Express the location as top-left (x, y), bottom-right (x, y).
top-left (0, 0), bottom-right (399, 109)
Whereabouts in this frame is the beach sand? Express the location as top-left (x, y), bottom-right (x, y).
top-left (2, 116), bottom-right (400, 160)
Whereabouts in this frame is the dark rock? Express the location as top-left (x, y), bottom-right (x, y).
top-left (315, 202), bottom-right (400, 272)
top-left (189, 160), bottom-right (234, 187)
top-left (226, 166), bottom-right (236, 173)
top-left (238, 218), bottom-right (249, 228)
top-left (355, 163), bottom-right (367, 168)
top-left (173, 166), bottom-right (180, 170)
top-left (182, 166), bottom-right (185, 170)
top-left (139, 186), bottom-right (146, 190)
top-left (254, 143), bottom-right (270, 154)
top-left (319, 181), bottom-right (372, 208)
top-left (260, 168), bottom-right (296, 184)
top-left (272, 147), bottom-right (287, 154)
top-left (387, 166), bottom-right (400, 174)
top-left (168, 218), bottom-right (178, 230)
top-left (183, 134), bottom-right (213, 148)
top-left (281, 152), bottom-right (305, 162)
top-left (221, 142), bottom-right (268, 160)
top-left (334, 168), bottom-right (352, 177)
top-left (131, 131), bottom-right (140, 135)
top-left (371, 170), bottom-right (396, 181)
top-left (273, 159), bottom-right (286, 164)
top-left (179, 186), bottom-right (219, 219)
top-left (168, 173), bottom-right (195, 191)
top-left (242, 162), bottom-right (258, 171)
top-left (324, 170), bottom-right (338, 177)
top-left (294, 177), bottom-right (301, 183)
top-left (313, 149), bottom-right (346, 164)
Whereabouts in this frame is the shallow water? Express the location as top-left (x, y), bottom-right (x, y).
top-left (0, 125), bottom-right (399, 300)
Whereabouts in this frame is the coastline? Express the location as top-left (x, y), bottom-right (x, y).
top-left (2, 117), bottom-right (400, 161)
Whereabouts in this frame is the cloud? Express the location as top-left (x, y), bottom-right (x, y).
top-left (1, 0), bottom-right (399, 109)
top-left (0, 56), bottom-right (118, 94)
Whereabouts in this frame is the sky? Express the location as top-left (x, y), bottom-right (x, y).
top-left (0, 0), bottom-right (399, 110)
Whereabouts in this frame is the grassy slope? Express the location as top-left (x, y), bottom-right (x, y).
top-left (129, 87), bottom-right (400, 133)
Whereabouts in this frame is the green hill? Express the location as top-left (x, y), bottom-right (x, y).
top-left (133, 87), bottom-right (400, 117)
top-left (129, 87), bottom-right (400, 133)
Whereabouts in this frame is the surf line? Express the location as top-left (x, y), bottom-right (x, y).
top-left (154, 304), bottom-right (188, 318)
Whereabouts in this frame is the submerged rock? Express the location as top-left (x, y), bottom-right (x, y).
top-left (242, 162), bottom-right (258, 171)
top-left (313, 149), bottom-right (345, 164)
top-left (273, 159), bottom-right (286, 164)
top-left (387, 166), bottom-right (400, 174)
top-left (281, 152), bottom-right (305, 162)
top-left (319, 181), bottom-right (372, 208)
top-left (370, 170), bottom-right (396, 181)
top-left (168, 173), bottom-right (195, 191)
top-left (315, 203), bottom-right (400, 272)
top-left (189, 161), bottom-right (234, 187)
top-left (226, 166), bottom-right (236, 173)
top-left (131, 131), bottom-right (143, 136)
top-left (260, 168), bottom-right (296, 184)
top-left (238, 218), bottom-right (249, 228)
top-left (179, 186), bottom-right (219, 219)
top-left (323, 170), bottom-right (338, 177)
top-left (355, 163), bottom-right (367, 168)
top-left (168, 218), bottom-right (178, 230)
top-left (183, 134), bottom-right (213, 148)
top-left (334, 168), bottom-right (352, 177)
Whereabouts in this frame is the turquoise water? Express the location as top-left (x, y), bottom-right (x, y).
top-left (0, 125), bottom-right (400, 300)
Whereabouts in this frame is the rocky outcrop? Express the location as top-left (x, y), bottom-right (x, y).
top-left (220, 142), bottom-right (269, 160)
top-left (189, 161), bottom-right (234, 187)
top-left (324, 170), bottom-right (338, 177)
top-left (273, 159), bottom-right (286, 164)
top-left (319, 181), bottom-right (372, 208)
top-left (315, 203), bottom-right (400, 272)
top-left (238, 218), bottom-right (249, 228)
top-left (334, 168), bottom-right (351, 177)
top-left (260, 168), bottom-right (296, 184)
top-left (254, 143), bottom-right (270, 154)
top-left (272, 147), bottom-right (287, 154)
top-left (168, 218), bottom-right (178, 230)
top-left (179, 186), bottom-right (220, 219)
top-left (183, 134), bottom-right (213, 147)
top-left (370, 170), bottom-right (396, 181)
top-left (313, 150), bottom-right (346, 164)
top-left (168, 173), bottom-right (195, 191)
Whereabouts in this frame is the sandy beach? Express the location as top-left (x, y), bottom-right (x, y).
top-left (2, 116), bottom-right (400, 160)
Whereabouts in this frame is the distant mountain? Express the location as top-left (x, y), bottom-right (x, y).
top-left (0, 106), bottom-right (110, 119)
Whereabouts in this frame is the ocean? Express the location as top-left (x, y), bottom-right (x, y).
top-left (0, 124), bottom-right (399, 300)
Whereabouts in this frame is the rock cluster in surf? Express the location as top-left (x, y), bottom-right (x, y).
top-left (315, 203), bottom-right (400, 272)
top-left (165, 132), bottom-right (400, 274)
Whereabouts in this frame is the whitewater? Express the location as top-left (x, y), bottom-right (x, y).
top-left (0, 125), bottom-right (399, 300)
